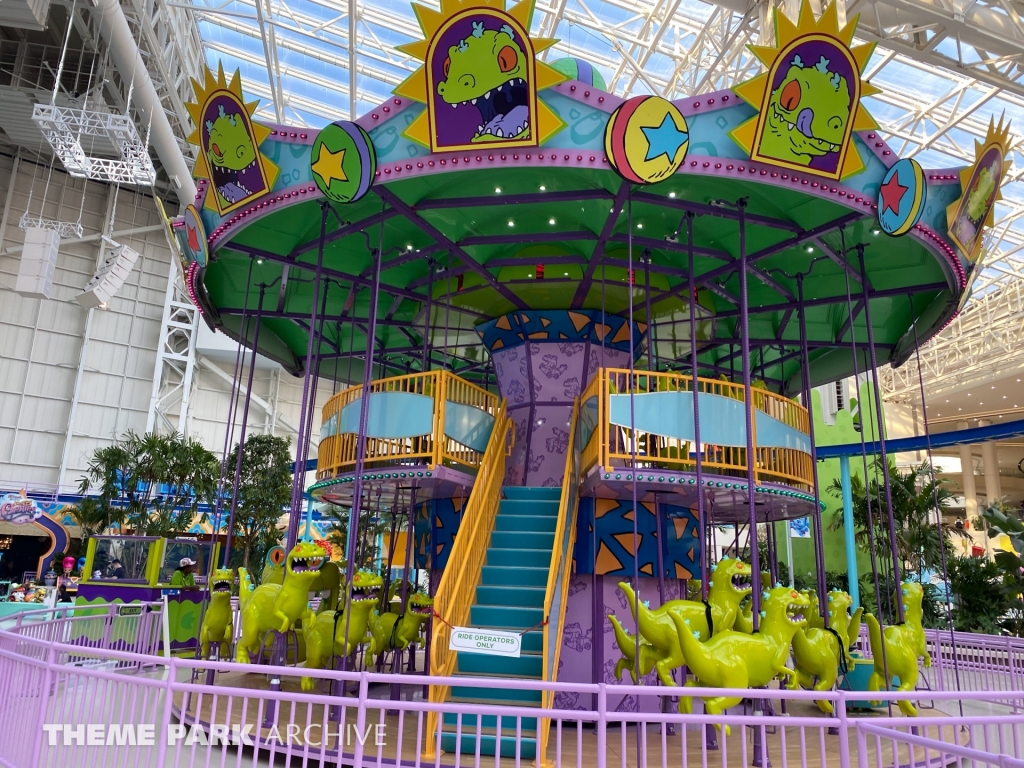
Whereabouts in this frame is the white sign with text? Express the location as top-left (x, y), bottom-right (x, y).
top-left (449, 627), bottom-right (522, 658)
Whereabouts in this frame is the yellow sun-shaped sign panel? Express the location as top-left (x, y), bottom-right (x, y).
top-left (186, 63), bottom-right (280, 217)
top-left (729, 0), bottom-right (880, 181)
top-left (393, 0), bottom-right (567, 153)
top-left (946, 115), bottom-right (1011, 263)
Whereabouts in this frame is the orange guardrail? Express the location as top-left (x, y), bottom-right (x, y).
top-left (423, 398), bottom-right (513, 758)
top-left (579, 368), bottom-right (813, 491)
top-left (317, 370), bottom-right (499, 479)
top-left (537, 398), bottom-right (580, 761)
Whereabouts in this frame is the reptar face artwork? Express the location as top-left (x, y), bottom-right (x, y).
top-left (437, 21), bottom-right (530, 143)
top-left (186, 63), bottom-right (280, 217)
top-left (947, 115), bottom-right (1011, 262)
top-left (761, 51), bottom-right (851, 167)
top-left (730, 0), bottom-right (879, 180)
top-left (394, 0), bottom-right (567, 153)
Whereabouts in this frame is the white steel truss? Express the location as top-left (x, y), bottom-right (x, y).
top-left (146, 258), bottom-right (201, 436)
top-left (31, 104), bottom-right (158, 186)
top-left (879, 279), bottom-right (1024, 403)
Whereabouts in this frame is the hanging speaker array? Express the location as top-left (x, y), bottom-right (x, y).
top-left (75, 237), bottom-right (139, 309)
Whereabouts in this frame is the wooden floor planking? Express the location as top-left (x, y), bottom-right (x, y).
top-left (174, 671), bottom-right (965, 768)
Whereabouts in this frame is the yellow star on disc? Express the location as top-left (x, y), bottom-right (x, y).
top-left (312, 144), bottom-right (348, 186)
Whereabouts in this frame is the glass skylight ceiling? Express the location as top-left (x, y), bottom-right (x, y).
top-left (189, 0), bottom-right (1024, 300)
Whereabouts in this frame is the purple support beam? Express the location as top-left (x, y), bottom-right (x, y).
top-left (736, 199), bottom-right (761, 630)
top-left (712, 283), bottom-right (948, 318)
top-left (223, 284), bottom-right (266, 562)
top-left (341, 229), bottom-right (384, 672)
top-left (417, 188), bottom-right (612, 210)
top-left (796, 274), bottom-right (829, 627)
top-left (286, 205), bottom-right (327, 550)
top-left (375, 186), bottom-right (527, 311)
top-left (857, 244), bottom-right (905, 623)
top-left (610, 232), bottom-right (732, 262)
top-left (687, 213), bottom-right (708, 602)
top-left (631, 191), bottom-right (804, 233)
top-left (460, 230), bottom-right (596, 246)
top-left (572, 181), bottom-right (630, 308)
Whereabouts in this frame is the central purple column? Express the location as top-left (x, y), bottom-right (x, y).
top-left (477, 310), bottom-right (647, 487)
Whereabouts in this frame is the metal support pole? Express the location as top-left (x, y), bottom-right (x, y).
top-left (857, 245), bottom-right (904, 622)
top-left (737, 198), bottom-right (760, 629)
top-left (286, 204), bottom-right (328, 550)
top-left (686, 213), bottom-right (708, 601)
top-left (796, 274), bottom-right (829, 626)
top-left (224, 284), bottom-right (266, 562)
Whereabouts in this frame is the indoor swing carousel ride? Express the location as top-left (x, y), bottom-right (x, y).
top-left (167, 0), bottom-right (1000, 758)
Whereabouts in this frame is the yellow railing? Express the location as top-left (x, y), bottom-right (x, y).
top-left (423, 398), bottom-right (513, 758)
top-left (317, 370), bottom-right (499, 479)
top-left (537, 399), bottom-right (580, 762)
top-left (580, 368), bottom-right (814, 491)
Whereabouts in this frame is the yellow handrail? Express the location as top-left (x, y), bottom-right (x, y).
top-left (578, 368), bottom-right (814, 491)
top-left (423, 398), bottom-right (513, 758)
top-left (317, 370), bottom-right (499, 479)
top-left (537, 398), bottom-right (581, 763)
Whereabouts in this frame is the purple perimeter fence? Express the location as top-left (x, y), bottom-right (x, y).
top-left (0, 605), bottom-right (1022, 768)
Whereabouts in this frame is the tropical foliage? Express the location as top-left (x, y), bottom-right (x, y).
top-left (323, 500), bottom-right (407, 573)
top-left (222, 434), bottom-right (292, 570)
top-left (827, 460), bottom-right (963, 580)
top-left (79, 431), bottom-right (219, 536)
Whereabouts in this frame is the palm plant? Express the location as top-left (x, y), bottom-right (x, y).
top-left (79, 431), bottom-right (218, 536)
top-left (222, 434), bottom-right (292, 570)
top-left (827, 460), bottom-right (966, 612)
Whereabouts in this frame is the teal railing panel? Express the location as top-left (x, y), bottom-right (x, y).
top-left (443, 401), bottom-right (495, 453)
top-left (337, 391), bottom-right (435, 439)
top-left (607, 391), bottom-right (809, 453)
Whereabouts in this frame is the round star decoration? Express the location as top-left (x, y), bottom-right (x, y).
top-left (605, 96), bottom-right (689, 184)
top-left (310, 121), bottom-right (376, 204)
top-left (877, 158), bottom-right (925, 237)
top-left (181, 204), bottom-right (209, 267)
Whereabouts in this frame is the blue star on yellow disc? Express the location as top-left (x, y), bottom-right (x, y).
top-left (641, 114), bottom-right (689, 163)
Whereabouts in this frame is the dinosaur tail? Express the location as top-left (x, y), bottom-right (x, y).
top-left (238, 567), bottom-right (254, 609)
top-left (608, 614), bottom-right (636, 663)
top-left (865, 612), bottom-right (886, 689)
top-left (849, 607), bottom-right (864, 652)
top-left (669, 609), bottom-right (711, 676)
top-left (618, 582), bottom-right (638, 623)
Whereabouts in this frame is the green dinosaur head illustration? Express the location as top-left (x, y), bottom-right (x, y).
top-left (708, 558), bottom-right (753, 601)
top-left (205, 105), bottom-right (257, 171)
top-left (801, 589), bottom-right (820, 615)
top-left (408, 591), bottom-right (434, 616)
top-left (210, 568), bottom-right (234, 595)
top-left (761, 585), bottom-right (811, 628)
top-left (286, 541), bottom-right (326, 579)
top-left (762, 53), bottom-right (851, 165)
top-left (436, 21), bottom-right (530, 143)
top-left (966, 166), bottom-right (996, 222)
top-left (350, 570), bottom-right (384, 603)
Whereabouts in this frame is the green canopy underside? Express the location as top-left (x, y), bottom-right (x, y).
top-left (203, 167), bottom-right (953, 394)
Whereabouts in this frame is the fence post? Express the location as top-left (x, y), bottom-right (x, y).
top-left (154, 656), bottom-right (177, 767)
top-left (596, 683), bottom-right (607, 768)
top-left (352, 671), bottom-right (370, 766)
top-left (855, 723), bottom-right (868, 768)
top-left (27, 643), bottom-right (56, 768)
top-left (837, 693), bottom-right (851, 768)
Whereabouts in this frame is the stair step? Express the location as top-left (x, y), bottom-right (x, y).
top-left (457, 650), bottom-right (542, 677)
top-left (481, 565), bottom-right (548, 588)
top-left (471, 604), bottom-right (544, 629)
top-left (494, 514), bottom-right (557, 533)
top-left (440, 732), bottom-right (537, 759)
top-left (488, 531), bottom-right (554, 550)
top-left (442, 711), bottom-right (539, 733)
top-left (486, 548), bottom-right (550, 569)
top-left (476, 585), bottom-right (545, 609)
top-left (450, 679), bottom-right (544, 706)
top-left (498, 498), bottom-right (560, 516)
top-left (503, 486), bottom-right (562, 501)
